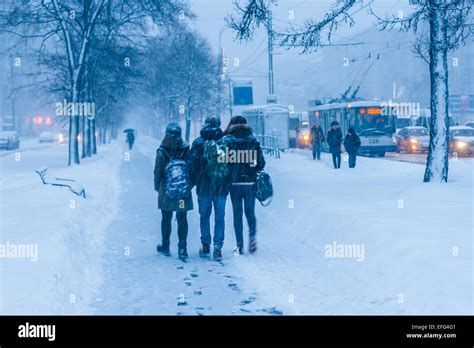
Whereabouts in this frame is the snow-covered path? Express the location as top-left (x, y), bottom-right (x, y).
top-left (3, 136), bottom-right (470, 314)
top-left (92, 145), bottom-right (277, 315)
top-left (91, 138), bottom-right (472, 315)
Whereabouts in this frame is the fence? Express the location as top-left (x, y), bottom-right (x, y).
top-left (255, 134), bottom-right (280, 159)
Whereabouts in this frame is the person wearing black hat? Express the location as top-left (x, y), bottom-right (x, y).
top-left (189, 116), bottom-right (229, 261)
top-left (221, 116), bottom-right (265, 255)
top-left (326, 121), bottom-right (343, 169)
top-left (154, 122), bottom-right (193, 261)
top-left (343, 127), bottom-right (361, 168)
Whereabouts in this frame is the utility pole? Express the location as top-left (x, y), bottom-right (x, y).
top-left (9, 54), bottom-right (16, 131)
top-left (267, 2), bottom-right (275, 96)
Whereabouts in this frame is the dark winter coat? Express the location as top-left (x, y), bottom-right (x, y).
top-left (221, 124), bottom-right (265, 184)
top-left (127, 132), bottom-right (135, 143)
top-left (154, 134), bottom-right (193, 212)
top-left (189, 124), bottom-right (230, 197)
top-left (343, 132), bottom-right (361, 155)
top-left (327, 126), bottom-right (343, 154)
top-left (311, 125), bottom-right (325, 146)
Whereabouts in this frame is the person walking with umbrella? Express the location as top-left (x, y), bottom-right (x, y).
top-left (124, 129), bottom-right (135, 150)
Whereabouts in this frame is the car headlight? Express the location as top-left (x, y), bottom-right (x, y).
top-left (410, 138), bottom-right (418, 144)
top-left (456, 141), bottom-right (467, 149)
top-left (303, 134), bottom-right (309, 141)
top-left (392, 136), bottom-right (397, 143)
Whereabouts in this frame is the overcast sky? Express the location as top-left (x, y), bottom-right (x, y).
top-left (188, 0), bottom-right (418, 108)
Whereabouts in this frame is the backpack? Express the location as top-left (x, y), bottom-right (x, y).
top-left (203, 140), bottom-right (228, 178)
top-left (255, 171), bottom-right (273, 207)
top-left (161, 148), bottom-right (191, 199)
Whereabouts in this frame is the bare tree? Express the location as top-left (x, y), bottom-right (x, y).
top-left (227, 0), bottom-right (472, 183)
top-left (370, 0), bottom-right (472, 182)
top-left (0, 0), bottom-right (190, 165)
top-left (140, 27), bottom-right (220, 142)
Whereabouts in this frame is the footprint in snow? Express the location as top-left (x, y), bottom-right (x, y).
top-left (240, 296), bottom-right (256, 306)
top-left (257, 307), bottom-right (283, 315)
top-left (190, 272), bottom-right (199, 278)
top-left (228, 283), bottom-right (240, 292)
top-left (194, 290), bottom-right (203, 296)
top-left (185, 281), bottom-right (192, 287)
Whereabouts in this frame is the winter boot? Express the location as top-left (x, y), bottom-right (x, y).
top-left (178, 247), bottom-right (188, 261)
top-left (199, 244), bottom-right (211, 258)
top-left (249, 236), bottom-right (257, 254)
top-left (156, 244), bottom-right (170, 256)
top-left (233, 245), bottom-right (244, 256)
top-left (213, 248), bottom-right (223, 261)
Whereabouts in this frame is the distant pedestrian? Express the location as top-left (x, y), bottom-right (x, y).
top-left (154, 123), bottom-right (193, 261)
top-left (189, 116), bottom-right (229, 261)
top-left (127, 131), bottom-right (135, 150)
top-left (310, 123), bottom-right (325, 160)
top-left (222, 116), bottom-right (265, 255)
top-left (343, 127), bottom-right (361, 168)
top-left (327, 121), bottom-right (343, 169)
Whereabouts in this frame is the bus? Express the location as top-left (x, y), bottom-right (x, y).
top-left (242, 104), bottom-right (290, 150)
top-left (308, 100), bottom-right (397, 157)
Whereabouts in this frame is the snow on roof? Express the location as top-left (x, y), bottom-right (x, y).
top-left (450, 126), bottom-right (473, 130)
top-left (308, 100), bottom-right (389, 111)
top-left (405, 126), bottom-right (428, 129)
top-left (242, 104), bottom-right (289, 113)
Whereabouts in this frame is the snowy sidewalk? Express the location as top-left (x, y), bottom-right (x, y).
top-left (92, 143), bottom-right (279, 315)
top-left (91, 138), bottom-right (472, 315)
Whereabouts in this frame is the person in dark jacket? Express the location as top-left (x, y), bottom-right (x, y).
top-left (221, 116), bottom-right (265, 255)
top-left (310, 123), bottom-right (325, 160)
top-left (154, 123), bottom-right (193, 261)
top-left (343, 127), bottom-right (361, 168)
top-left (326, 121), bottom-right (343, 169)
top-left (126, 131), bottom-right (135, 150)
top-left (189, 116), bottom-right (229, 261)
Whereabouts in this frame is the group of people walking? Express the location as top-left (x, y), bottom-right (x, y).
top-left (153, 116), bottom-right (265, 261)
top-left (310, 121), bottom-right (361, 169)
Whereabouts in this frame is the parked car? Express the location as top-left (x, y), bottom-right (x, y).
top-left (449, 126), bottom-right (474, 156)
top-left (39, 131), bottom-right (55, 143)
top-left (464, 121), bottom-right (474, 128)
top-left (394, 126), bottom-right (430, 153)
top-left (0, 131), bottom-right (20, 150)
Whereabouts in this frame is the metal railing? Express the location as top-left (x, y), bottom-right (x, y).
top-left (255, 134), bottom-right (280, 158)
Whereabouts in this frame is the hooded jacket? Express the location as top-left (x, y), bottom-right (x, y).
top-left (154, 134), bottom-right (193, 212)
top-left (343, 132), bottom-right (361, 154)
top-left (311, 125), bottom-right (325, 146)
top-left (327, 125), bottom-right (343, 153)
top-left (189, 123), bottom-right (230, 196)
top-left (221, 123), bottom-right (265, 184)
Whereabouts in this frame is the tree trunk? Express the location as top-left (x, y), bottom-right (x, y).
top-left (424, 0), bottom-right (449, 183)
top-left (81, 115), bottom-right (87, 159)
top-left (92, 119), bottom-right (97, 153)
top-left (68, 85), bottom-right (80, 165)
top-left (87, 118), bottom-right (92, 157)
top-left (185, 108), bottom-right (191, 142)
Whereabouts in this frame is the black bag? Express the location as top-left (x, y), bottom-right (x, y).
top-left (255, 171), bottom-right (273, 207)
